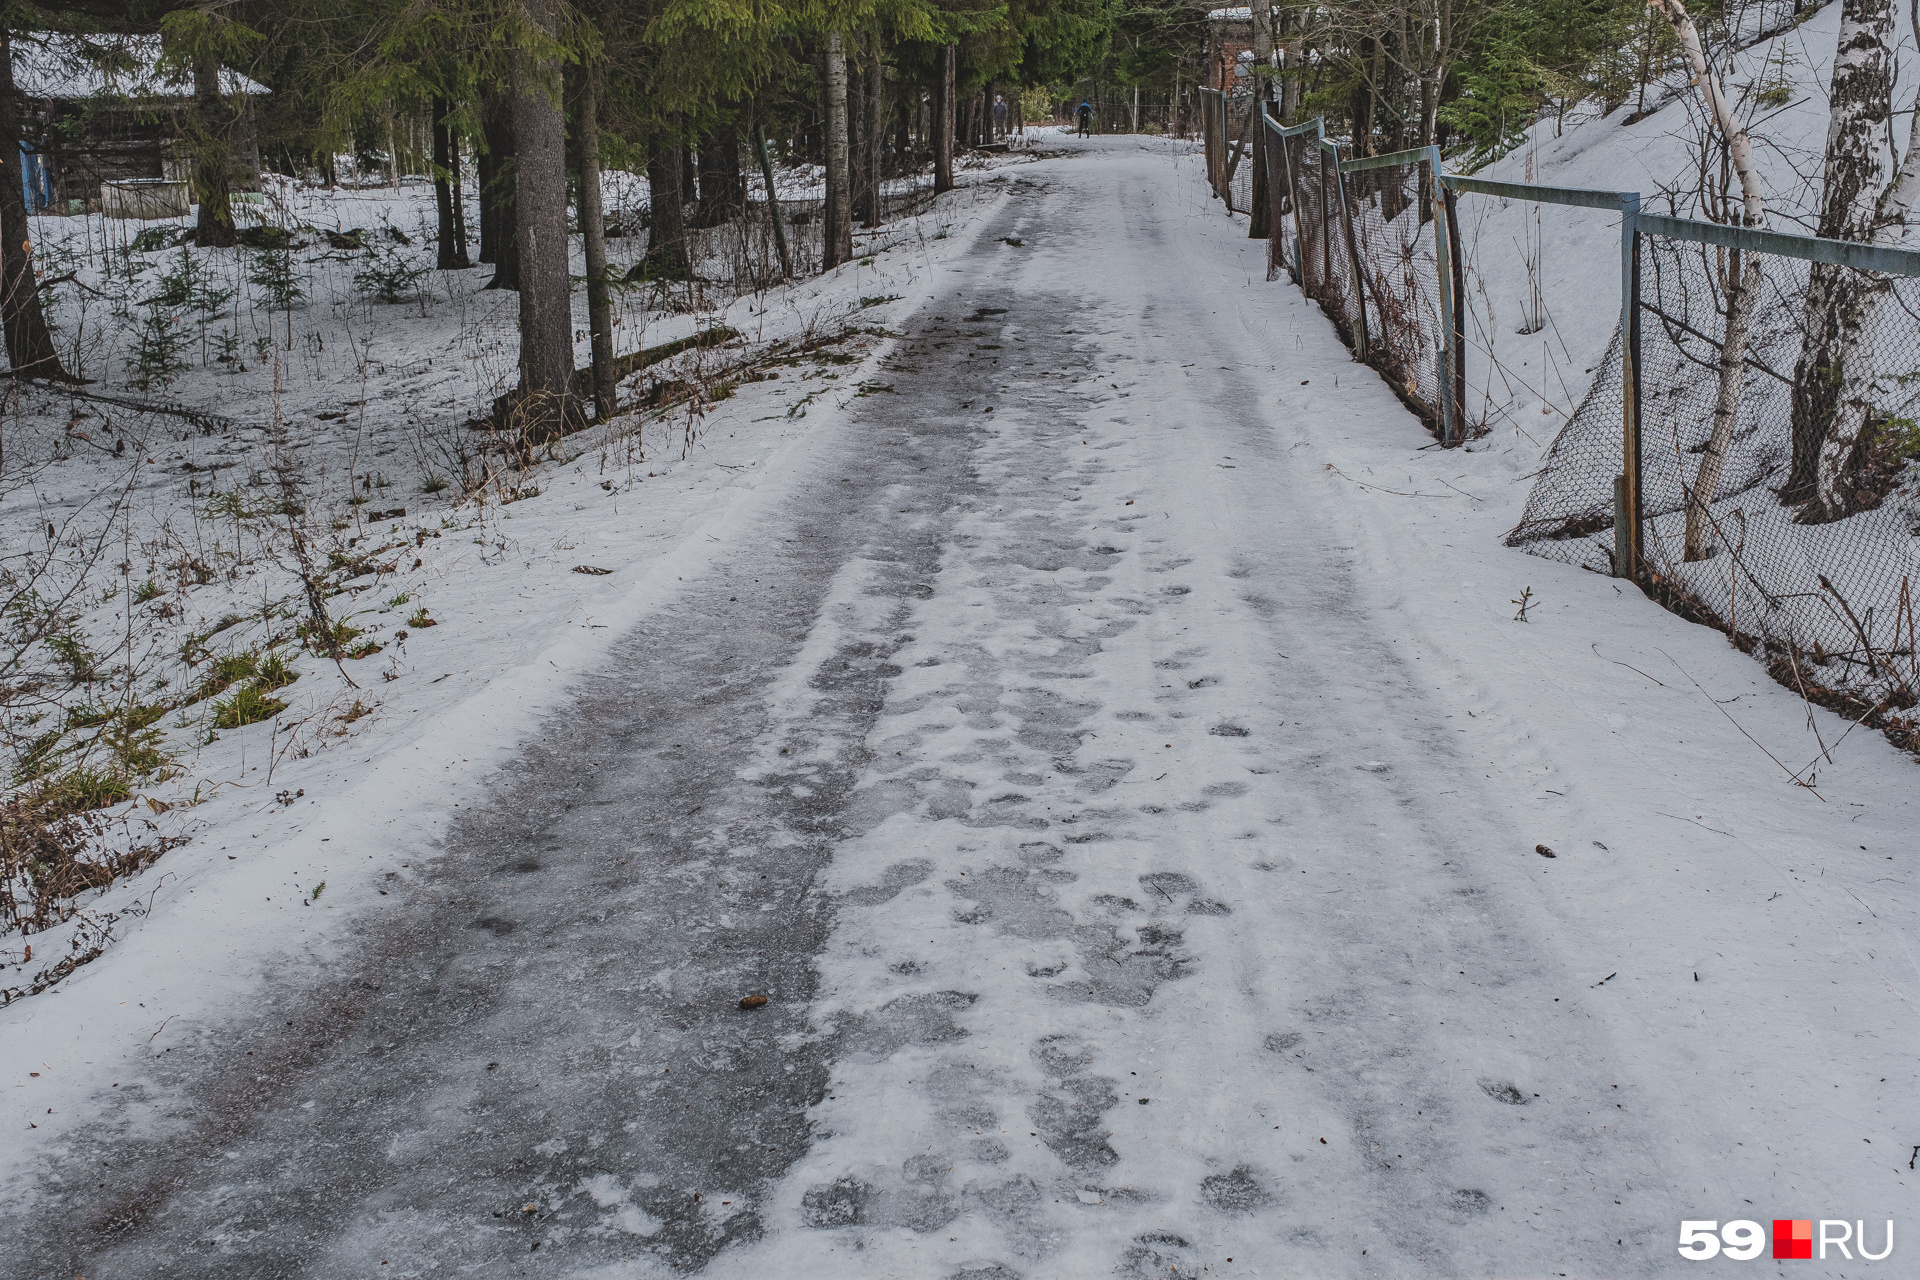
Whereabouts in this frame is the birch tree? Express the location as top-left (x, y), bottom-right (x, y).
top-left (1646, 0), bottom-right (1765, 564)
top-left (1808, 8), bottom-right (1920, 520)
top-left (1782, 0), bottom-right (1895, 508)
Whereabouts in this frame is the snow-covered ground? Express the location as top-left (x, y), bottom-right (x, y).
top-left (1311, 2), bottom-right (1920, 742)
top-left (0, 157), bottom-right (976, 1000)
top-left (2, 126), bottom-right (1913, 1278)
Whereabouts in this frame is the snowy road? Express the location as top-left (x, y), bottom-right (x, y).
top-left (14, 145), bottom-right (1908, 1279)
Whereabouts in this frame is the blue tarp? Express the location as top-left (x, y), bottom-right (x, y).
top-left (20, 142), bottom-right (54, 212)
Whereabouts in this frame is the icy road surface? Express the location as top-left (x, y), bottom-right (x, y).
top-left (15, 143), bottom-right (1909, 1279)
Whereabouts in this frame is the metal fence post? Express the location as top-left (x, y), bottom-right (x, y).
top-left (1273, 119), bottom-right (1312, 289)
top-left (1200, 87), bottom-right (1222, 200)
top-left (1445, 184), bottom-right (1468, 444)
top-left (1427, 146), bottom-right (1459, 447)
top-left (1318, 143), bottom-right (1332, 306)
top-left (1618, 193), bottom-right (1643, 581)
top-left (1219, 91), bottom-right (1229, 199)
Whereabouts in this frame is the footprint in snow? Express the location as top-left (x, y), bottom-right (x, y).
top-left (1199, 1164), bottom-right (1277, 1214)
top-left (1478, 1078), bottom-right (1530, 1105)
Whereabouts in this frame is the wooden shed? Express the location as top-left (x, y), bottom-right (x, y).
top-left (13, 33), bottom-right (267, 214)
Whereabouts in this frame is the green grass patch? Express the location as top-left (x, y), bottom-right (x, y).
top-left (213, 684), bottom-right (287, 729)
top-left (254, 653), bottom-right (298, 692)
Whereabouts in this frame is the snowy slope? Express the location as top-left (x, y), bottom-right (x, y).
top-left (1452, 0), bottom-right (1920, 435)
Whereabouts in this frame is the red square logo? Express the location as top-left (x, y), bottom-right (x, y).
top-left (1773, 1219), bottom-right (1813, 1259)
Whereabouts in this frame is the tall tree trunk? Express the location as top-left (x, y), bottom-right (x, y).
top-left (191, 50), bottom-right (236, 247)
top-left (823, 31), bottom-right (854, 268)
top-left (639, 129), bottom-right (689, 279)
top-left (863, 35), bottom-right (884, 226)
top-left (477, 144), bottom-right (496, 263)
top-left (385, 105), bottom-right (401, 190)
top-left (572, 61), bottom-right (615, 422)
top-left (0, 28), bottom-right (69, 379)
top-left (753, 120), bottom-right (792, 281)
top-left (431, 96), bottom-right (471, 268)
top-left (1784, 0), bottom-right (1895, 505)
top-left (1651, 0), bottom-right (1768, 563)
top-left (893, 94), bottom-right (910, 175)
top-left (718, 128), bottom-right (745, 219)
top-left (449, 119), bottom-right (470, 265)
top-left (1424, 1), bottom-right (1452, 147)
top-left (848, 63), bottom-right (869, 227)
top-left (934, 46), bottom-right (955, 193)
top-left (1808, 65), bottom-right (1920, 519)
top-left (1249, 0), bottom-right (1275, 238)
top-left (1281, 15), bottom-right (1303, 126)
top-left (506, 0), bottom-right (579, 441)
top-left (481, 88), bottom-right (519, 289)
top-left (693, 124), bottom-right (743, 228)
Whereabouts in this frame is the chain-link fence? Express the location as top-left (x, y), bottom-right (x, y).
top-left (1226, 104), bottom-right (1253, 215)
top-left (1264, 117), bottom-right (1310, 283)
top-left (1510, 216), bottom-right (1920, 746)
top-left (1259, 116), bottom-right (1463, 442)
top-left (1209, 113), bottom-right (1920, 751)
top-left (1200, 87), bottom-right (1225, 200)
top-left (1344, 149), bottom-right (1462, 437)
top-left (1198, 86), bottom-right (1254, 215)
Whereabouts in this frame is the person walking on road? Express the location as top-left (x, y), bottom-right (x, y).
top-left (992, 95), bottom-right (1008, 140)
top-left (1076, 101), bottom-right (1093, 137)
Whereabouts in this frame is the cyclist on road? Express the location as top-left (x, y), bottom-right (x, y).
top-left (1076, 101), bottom-right (1093, 137)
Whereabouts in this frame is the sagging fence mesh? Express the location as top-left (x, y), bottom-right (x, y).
top-left (1207, 110), bottom-right (1920, 752)
top-left (1265, 120), bottom-right (1311, 284)
top-left (1345, 156), bottom-right (1461, 434)
top-left (1262, 117), bottom-right (1461, 440)
top-left (1226, 105), bottom-right (1253, 215)
top-left (1510, 231), bottom-right (1920, 744)
top-left (1272, 130), bottom-right (1365, 352)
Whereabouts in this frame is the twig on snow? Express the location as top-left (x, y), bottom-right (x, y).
top-left (1658, 649), bottom-right (1821, 798)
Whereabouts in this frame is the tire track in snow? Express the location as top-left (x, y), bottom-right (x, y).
top-left (13, 151), bottom-right (1681, 1280)
top-left (5, 204), bottom-right (1016, 1280)
top-left (707, 154), bottom-right (1677, 1279)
